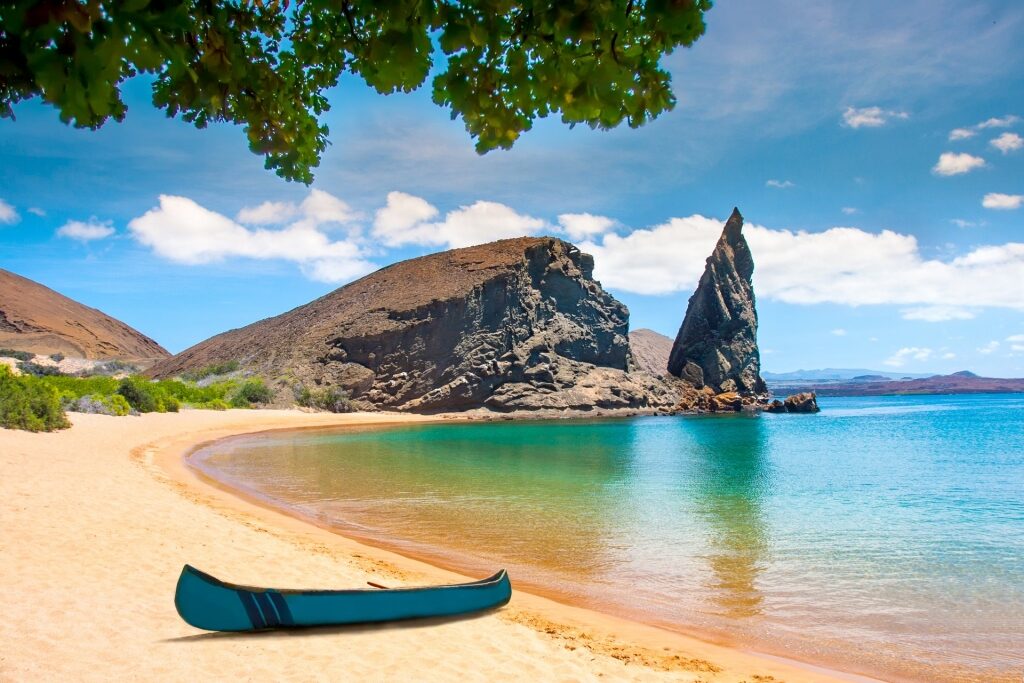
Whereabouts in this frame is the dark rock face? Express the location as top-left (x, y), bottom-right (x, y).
top-left (766, 399), bottom-right (787, 413)
top-left (150, 237), bottom-right (675, 413)
top-left (667, 208), bottom-right (767, 396)
top-left (783, 392), bottom-right (820, 413)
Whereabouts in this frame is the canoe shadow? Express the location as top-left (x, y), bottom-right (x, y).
top-left (161, 606), bottom-right (506, 643)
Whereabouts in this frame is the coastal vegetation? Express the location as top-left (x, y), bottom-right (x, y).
top-left (0, 365), bottom-right (70, 432)
top-left (0, 361), bottom-right (279, 431)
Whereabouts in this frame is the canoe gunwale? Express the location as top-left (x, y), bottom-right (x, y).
top-left (181, 564), bottom-right (509, 596)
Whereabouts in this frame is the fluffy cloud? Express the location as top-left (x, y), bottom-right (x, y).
top-left (236, 201), bottom-right (298, 225)
top-left (581, 214), bottom-right (1024, 315)
top-left (0, 198), bottom-right (18, 224)
top-left (557, 213), bottom-right (615, 241)
top-left (982, 193), bottom-right (1023, 210)
top-left (372, 194), bottom-right (545, 249)
top-left (57, 218), bottom-right (115, 241)
top-left (841, 207), bottom-right (859, 215)
top-left (765, 179), bottom-right (795, 189)
top-left (977, 341), bottom-right (999, 355)
top-left (27, 207), bottom-right (46, 217)
top-left (932, 152), bottom-right (986, 176)
top-left (901, 306), bottom-right (975, 322)
top-left (129, 193), bottom-right (375, 283)
top-left (1008, 335), bottom-right (1024, 353)
top-left (372, 191), bottom-right (440, 247)
top-left (235, 189), bottom-right (358, 229)
top-left (976, 115), bottom-right (1020, 129)
top-left (949, 115), bottom-right (1021, 142)
top-left (884, 347), bottom-right (932, 367)
top-left (990, 132), bottom-right (1023, 154)
top-left (841, 106), bottom-right (909, 128)
top-left (831, 328), bottom-right (847, 336)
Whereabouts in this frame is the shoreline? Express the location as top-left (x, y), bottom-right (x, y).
top-left (2, 409), bottom-right (875, 681)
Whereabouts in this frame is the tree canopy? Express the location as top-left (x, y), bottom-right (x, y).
top-left (0, 1), bottom-right (712, 183)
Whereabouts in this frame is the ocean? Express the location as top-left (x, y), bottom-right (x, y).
top-left (191, 394), bottom-right (1024, 682)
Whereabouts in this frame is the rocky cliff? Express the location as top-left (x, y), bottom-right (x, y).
top-left (150, 237), bottom-right (674, 413)
top-left (667, 208), bottom-right (767, 396)
top-left (0, 268), bottom-right (168, 361)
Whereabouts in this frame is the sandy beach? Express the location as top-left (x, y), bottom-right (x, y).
top-left (0, 409), bottom-right (865, 682)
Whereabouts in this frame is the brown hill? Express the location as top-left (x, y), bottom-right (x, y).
top-left (0, 268), bottom-right (168, 361)
top-left (150, 237), bottom-right (674, 413)
top-left (629, 328), bottom-right (673, 376)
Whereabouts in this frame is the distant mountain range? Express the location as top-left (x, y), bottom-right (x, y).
top-left (762, 368), bottom-right (931, 381)
top-left (778, 371), bottom-right (1024, 396)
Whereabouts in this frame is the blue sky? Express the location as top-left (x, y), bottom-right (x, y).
top-left (1, 0), bottom-right (1022, 375)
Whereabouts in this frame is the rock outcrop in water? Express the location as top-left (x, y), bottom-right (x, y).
top-left (667, 208), bottom-right (767, 398)
top-left (150, 237), bottom-right (675, 413)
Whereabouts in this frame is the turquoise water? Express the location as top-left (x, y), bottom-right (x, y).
top-left (193, 395), bottom-right (1024, 682)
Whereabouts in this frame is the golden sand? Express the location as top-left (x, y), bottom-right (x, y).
top-left (0, 410), bottom-right (867, 681)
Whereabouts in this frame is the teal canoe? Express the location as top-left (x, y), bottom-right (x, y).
top-left (174, 565), bottom-right (512, 632)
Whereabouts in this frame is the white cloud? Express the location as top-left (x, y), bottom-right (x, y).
top-left (884, 347), bottom-right (932, 367)
top-left (557, 213), bottom-right (615, 241)
top-left (129, 194), bottom-right (375, 283)
top-left (949, 128), bottom-right (976, 141)
top-left (1007, 334), bottom-right (1024, 343)
top-left (0, 199), bottom-right (18, 224)
top-left (236, 201), bottom-right (298, 225)
top-left (831, 328), bottom-right (847, 336)
top-left (372, 191), bottom-right (441, 247)
top-left (841, 106), bottom-right (909, 128)
top-left (27, 207), bottom-right (46, 217)
top-left (371, 194), bottom-right (545, 249)
top-left (841, 207), bottom-right (859, 215)
top-left (982, 193), bottom-right (1023, 210)
top-left (581, 214), bottom-right (1024, 314)
top-left (941, 352), bottom-right (956, 360)
top-left (950, 218), bottom-right (982, 228)
top-left (990, 132), bottom-right (1023, 154)
top-left (949, 115), bottom-right (1020, 141)
top-left (932, 152), bottom-right (986, 176)
top-left (901, 306), bottom-right (975, 322)
top-left (765, 179), bottom-right (795, 189)
top-left (976, 115), bottom-right (1020, 129)
top-left (57, 218), bottom-right (115, 242)
top-left (235, 190), bottom-right (358, 230)
top-left (977, 341), bottom-right (999, 355)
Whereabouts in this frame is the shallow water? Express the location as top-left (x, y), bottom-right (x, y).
top-left (192, 394), bottom-right (1024, 682)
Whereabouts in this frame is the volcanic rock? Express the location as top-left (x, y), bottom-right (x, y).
top-left (766, 399), bottom-right (787, 413)
top-left (150, 237), bottom-right (676, 413)
top-left (783, 392), bottom-right (820, 413)
top-left (667, 208), bottom-right (767, 396)
top-left (0, 268), bottom-right (168, 362)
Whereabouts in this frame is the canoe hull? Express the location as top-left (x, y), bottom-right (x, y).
top-left (174, 565), bottom-right (512, 632)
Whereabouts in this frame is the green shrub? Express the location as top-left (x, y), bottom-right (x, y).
top-left (0, 366), bottom-right (70, 431)
top-left (199, 398), bottom-right (230, 411)
top-left (0, 349), bottom-right (34, 362)
top-left (117, 377), bottom-right (158, 412)
top-left (17, 361), bottom-right (62, 376)
top-left (66, 393), bottom-right (132, 416)
top-left (231, 378), bottom-right (274, 407)
top-left (295, 385), bottom-right (352, 413)
top-left (86, 360), bottom-right (138, 376)
top-left (181, 360), bottom-right (241, 382)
